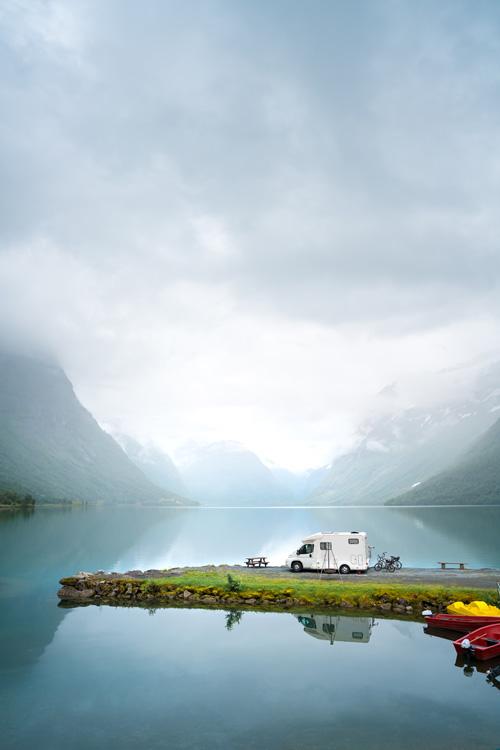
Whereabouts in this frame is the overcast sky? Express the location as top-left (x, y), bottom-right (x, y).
top-left (1, 0), bottom-right (500, 470)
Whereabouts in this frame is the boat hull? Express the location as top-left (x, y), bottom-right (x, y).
top-left (454, 624), bottom-right (500, 661)
top-left (424, 614), bottom-right (500, 633)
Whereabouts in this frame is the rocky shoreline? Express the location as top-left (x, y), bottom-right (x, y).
top-left (57, 565), bottom-right (499, 617)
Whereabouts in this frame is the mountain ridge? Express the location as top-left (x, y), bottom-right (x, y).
top-left (307, 360), bottom-right (500, 506)
top-left (114, 433), bottom-right (187, 497)
top-left (0, 351), bottom-right (192, 505)
top-left (387, 417), bottom-right (500, 506)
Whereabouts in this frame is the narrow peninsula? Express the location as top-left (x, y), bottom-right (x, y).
top-left (58, 565), bottom-right (500, 617)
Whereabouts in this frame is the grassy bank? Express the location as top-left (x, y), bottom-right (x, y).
top-left (58, 570), bottom-right (499, 615)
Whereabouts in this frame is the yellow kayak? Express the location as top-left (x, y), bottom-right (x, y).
top-left (447, 600), bottom-right (500, 617)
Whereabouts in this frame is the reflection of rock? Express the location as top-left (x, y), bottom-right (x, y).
top-left (295, 614), bottom-right (373, 644)
top-left (57, 586), bottom-right (95, 599)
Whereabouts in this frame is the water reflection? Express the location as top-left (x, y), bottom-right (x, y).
top-left (225, 610), bottom-right (243, 630)
top-left (2, 504), bottom-right (500, 676)
top-left (455, 654), bottom-right (500, 693)
top-left (425, 623), bottom-right (500, 693)
top-left (3, 602), bottom-right (500, 749)
top-left (296, 614), bottom-right (374, 644)
top-left (0, 507), bottom-right (182, 671)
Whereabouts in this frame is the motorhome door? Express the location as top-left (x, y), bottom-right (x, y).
top-left (296, 542), bottom-right (314, 567)
top-left (348, 536), bottom-right (362, 569)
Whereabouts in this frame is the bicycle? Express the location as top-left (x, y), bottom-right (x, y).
top-left (388, 554), bottom-right (402, 570)
top-left (374, 552), bottom-right (396, 573)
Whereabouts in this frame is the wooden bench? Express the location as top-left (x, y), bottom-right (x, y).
top-left (245, 556), bottom-right (269, 568)
top-left (437, 561), bottom-right (467, 570)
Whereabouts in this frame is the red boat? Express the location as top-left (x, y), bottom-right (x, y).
top-left (424, 613), bottom-right (500, 633)
top-left (454, 623), bottom-right (500, 661)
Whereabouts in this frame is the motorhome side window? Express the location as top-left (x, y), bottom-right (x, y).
top-left (297, 543), bottom-right (314, 555)
top-left (320, 542), bottom-right (332, 550)
top-left (348, 538), bottom-right (360, 544)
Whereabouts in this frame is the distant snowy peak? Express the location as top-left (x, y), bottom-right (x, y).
top-left (356, 361), bottom-right (500, 454)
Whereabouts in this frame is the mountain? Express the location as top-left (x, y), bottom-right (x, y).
top-left (0, 351), bottom-right (192, 504)
top-left (308, 359), bottom-right (500, 506)
top-left (182, 441), bottom-right (292, 505)
top-left (269, 465), bottom-right (330, 502)
top-left (114, 434), bottom-right (187, 496)
top-left (387, 417), bottom-right (500, 506)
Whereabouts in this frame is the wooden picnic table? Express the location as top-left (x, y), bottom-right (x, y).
top-left (245, 556), bottom-right (269, 568)
top-left (437, 561), bottom-right (467, 570)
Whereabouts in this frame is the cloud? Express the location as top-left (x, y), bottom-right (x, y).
top-left (0, 1), bottom-right (499, 467)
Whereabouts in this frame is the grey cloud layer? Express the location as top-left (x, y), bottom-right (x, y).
top-left (1, 0), bottom-right (499, 332)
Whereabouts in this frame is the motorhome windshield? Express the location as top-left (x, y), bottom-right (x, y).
top-left (297, 543), bottom-right (314, 555)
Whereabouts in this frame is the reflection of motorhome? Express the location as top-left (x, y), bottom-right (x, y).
top-left (286, 531), bottom-right (370, 573)
top-left (296, 615), bottom-right (373, 644)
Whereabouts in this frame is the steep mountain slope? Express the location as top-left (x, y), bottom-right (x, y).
top-left (0, 352), bottom-right (191, 504)
top-left (387, 417), bottom-right (500, 506)
top-left (308, 360), bottom-right (500, 506)
top-left (182, 441), bottom-right (292, 505)
top-left (114, 434), bottom-right (187, 496)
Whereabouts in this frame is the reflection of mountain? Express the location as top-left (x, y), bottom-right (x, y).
top-left (0, 351), bottom-right (191, 505)
top-left (295, 614), bottom-right (373, 644)
top-left (308, 361), bottom-right (500, 506)
top-left (307, 505), bottom-right (500, 568)
top-left (0, 507), bottom-right (186, 671)
top-left (389, 505), bottom-right (500, 567)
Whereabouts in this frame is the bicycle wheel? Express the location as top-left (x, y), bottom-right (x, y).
top-left (386, 563), bottom-right (395, 572)
top-left (374, 563), bottom-right (383, 571)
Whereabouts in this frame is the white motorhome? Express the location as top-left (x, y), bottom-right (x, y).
top-left (286, 531), bottom-right (370, 574)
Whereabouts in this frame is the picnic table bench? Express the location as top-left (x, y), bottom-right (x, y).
top-left (245, 556), bottom-right (269, 568)
top-left (437, 561), bottom-right (467, 570)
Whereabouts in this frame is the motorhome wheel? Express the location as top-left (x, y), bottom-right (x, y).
top-left (339, 564), bottom-right (350, 574)
top-left (291, 561), bottom-right (303, 572)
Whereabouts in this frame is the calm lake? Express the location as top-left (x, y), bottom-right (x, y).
top-left (1, 505), bottom-right (500, 749)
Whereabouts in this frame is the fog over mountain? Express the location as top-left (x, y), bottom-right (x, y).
top-left (387, 416), bottom-right (500, 506)
top-left (309, 358), bottom-right (500, 506)
top-left (1, 2), bottom-right (500, 472)
top-left (114, 434), bottom-right (187, 497)
top-left (181, 442), bottom-right (293, 506)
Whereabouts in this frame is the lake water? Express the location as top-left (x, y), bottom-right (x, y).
top-left (1, 506), bottom-right (500, 749)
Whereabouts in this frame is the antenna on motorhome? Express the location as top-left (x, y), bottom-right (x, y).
top-left (319, 541), bottom-right (330, 578)
top-left (319, 541), bottom-right (343, 582)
